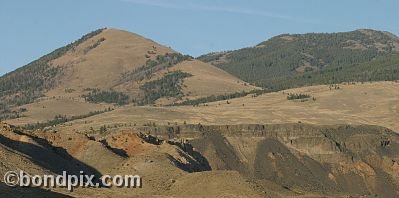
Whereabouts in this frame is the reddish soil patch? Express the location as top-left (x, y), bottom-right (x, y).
top-left (105, 132), bottom-right (155, 156)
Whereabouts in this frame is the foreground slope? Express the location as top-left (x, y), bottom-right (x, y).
top-left (0, 122), bottom-right (265, 197)
top-left (3, 121), bottom-right (398, 197)
top-left (199, 29), bottom-right (399, 89)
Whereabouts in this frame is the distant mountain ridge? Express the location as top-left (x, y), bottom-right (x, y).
top-left (0, 28), bottom-right (255, 120)
top-left (2, 28), bottom-right (399, 122)
top-left (198, 29), bottom-right (399, 90)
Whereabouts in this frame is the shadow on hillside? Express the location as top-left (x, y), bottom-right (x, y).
top-left (99, 139), bottom-right (128, 158)
top-left (166, 140), bottom-right (211, 173)
top-left (0, 182), bottom-right (71, 198)
top-left (190, 131), bottom-right (247, 174)
top-left (0, 133), bottom-right (102, 178)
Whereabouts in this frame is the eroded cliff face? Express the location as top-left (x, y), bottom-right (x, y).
top-left (141, 124), bottom-right (399, 197)
top-left (1, 122), bottom-right (398, 197)
top-left (0, 123), bottom-right (214, 197)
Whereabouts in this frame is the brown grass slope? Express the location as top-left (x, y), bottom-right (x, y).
top-left (48, 81), bottom-right (399, 134)
top-left (45, 28), bottom-right (256, 100)
top-left (47, 28), bottom-right (175, 97)
top-left (5, 28), bottom-right (256, 124)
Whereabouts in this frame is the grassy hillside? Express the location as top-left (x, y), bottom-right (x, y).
top-left (199, 29), bottom-right (399, 90)
top-left (0, 28), bottom-right (106, 120)
top-left (1, 28), bottom-right (257, 123)
top-left (40, 81), bottom-right (399, 134)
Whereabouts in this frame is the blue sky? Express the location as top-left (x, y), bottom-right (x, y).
top-left (1, 0), bottom-right (398, 76)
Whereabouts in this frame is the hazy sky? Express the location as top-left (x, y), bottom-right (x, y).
top-left (1, 0), bottom-right (398, 76)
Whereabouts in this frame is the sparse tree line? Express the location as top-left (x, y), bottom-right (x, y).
top-left (197, 52), bottom-right (229, 63)
top-left (138, 71), bottom-right (193, 105)
top-left (286, 93), bottom-right (311, 100)
top-left (85, 123), bottom-right (139, 134)
top-left (170, 89), bottom-right (269, 106)
top-left (82, 70), bottom-right (193, 106)
top-left (83, 37), bottom-right (106, 54)
top-left (119, 53), bottom-right (192, 84)
top-left (82, 88), bottom-right (130, 105)
top-left (23, 107), bottom-right (113, 130)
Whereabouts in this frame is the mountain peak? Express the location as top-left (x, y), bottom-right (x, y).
top-left (0, 28), bottom-right (256, 120)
